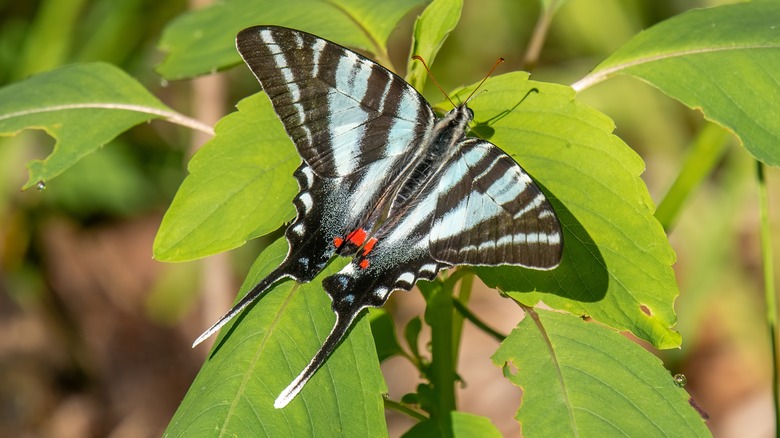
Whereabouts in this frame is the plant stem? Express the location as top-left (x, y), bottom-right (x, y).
top-left (655, 123), bottom-right (729, 232)
top-left (523, 0), bottom-right (561, 71)
top-left (450, 270), bottom-right (472, 362)
top-left (452, 298), bottom-right (506, 342)
top-left (426, 280), bottom-right (456, 436)
top-left (757, 161), bottom-right (779, 433)
top-left (383, 398), bottom-right (429, 422)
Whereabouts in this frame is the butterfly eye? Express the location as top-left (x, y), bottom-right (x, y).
top-left (466, 107), bottom-right (474, 120)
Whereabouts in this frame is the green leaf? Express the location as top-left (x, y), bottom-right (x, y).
top-left (404, 316), bottom-right (424, 363)
top-left (492, 309), bottom-right (709, 437)
top-left (403, 412), bottom-right (503, 438)
top-left (0, 62), bottom-right (173, 189)
top-left (368, 308), bottom-right (404, 363)
top-left (573, 2), bottom-right (780, 166)
top-left (456, 73), bottom-right (680, 349)
top-left (153, 93), bottom-right (298, 261)
top-left (165, 238), bottom-right (387, 437)
top-left (406, 0), bottom-right (463, 91)
top-left (157, 0), bottom-right (427, 79)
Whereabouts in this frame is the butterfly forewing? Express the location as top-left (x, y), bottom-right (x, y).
top-left (194, 27), bottom-right (437, 353)
top-left (236, 26), bottom-right (434, 178)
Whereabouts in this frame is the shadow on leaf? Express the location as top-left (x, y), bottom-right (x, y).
top-left (476, 190), bottom-right (608, 303)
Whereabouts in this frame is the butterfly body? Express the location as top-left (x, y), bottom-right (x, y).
top-left (194, 26), bottom-right (563, 409)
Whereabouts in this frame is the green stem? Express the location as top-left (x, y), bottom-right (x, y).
top-left (757, 161), bottom-right (779, 432)
top-left (426, 281), bottom-right (456, 436)
top-left (450, 270), bottom-right (472, 362)
top-left (452, 298), bottom-right (506, 342)
top-left (383, 398), bottom-right (429, 422)
top-left (655, 123), bottom-right (730, 232)
top-left (522, 0), bottom-right (560, 71)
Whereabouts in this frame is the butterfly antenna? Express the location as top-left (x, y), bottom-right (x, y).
top-left (191, 269), bottom-right (289, 348)
top-left (412, 55), bottom-right (457, 108)
top-left (274, 306), bottom-right (363, 408)
top-left (464, 57), bottom-right (504, 103)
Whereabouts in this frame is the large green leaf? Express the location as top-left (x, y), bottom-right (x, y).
top-left (0, 62), bottom-right (174, 190)
top-left (492, 309), bottom-right (709, 437)
top-left (455, 72), bottom-right (680, 349)
top-left (153, 93), bottom-right (297, 261)
top-left (165, 239), bottom-right (387, 437)
top-left (573, 2), bottom-right (780, 166)
top-left (404, 412), bottom-right (503, 438)
top-left (157, 0), bottom-right (427, 79)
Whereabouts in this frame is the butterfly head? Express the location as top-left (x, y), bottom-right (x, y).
top-left (440, 104), bottom-right (475, 135)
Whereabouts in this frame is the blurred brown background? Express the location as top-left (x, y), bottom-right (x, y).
top-left (1, 0), bottom-right (777, 436)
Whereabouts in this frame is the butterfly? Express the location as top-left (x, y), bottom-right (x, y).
top-left (192, 25), bottom-right (563, 409)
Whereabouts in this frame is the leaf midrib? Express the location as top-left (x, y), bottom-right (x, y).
top-left (218, 283), bottom-right (301, 437)
top-left (572, 43), bottom-right (780, 92)
top-left (0, 102), bottom-right (215, 135)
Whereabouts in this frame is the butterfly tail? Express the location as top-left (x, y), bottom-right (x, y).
top-left (274, 306), bottom-right (363, 409)
top-left (191, 269), bottom-right (290, 348)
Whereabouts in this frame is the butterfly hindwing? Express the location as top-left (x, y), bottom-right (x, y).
top-left (323, 138), bottom-right (563, 314)
top-left (430, 139), bottom-right (562, 269)
top-left (281, 136), bottom-right (563, 407)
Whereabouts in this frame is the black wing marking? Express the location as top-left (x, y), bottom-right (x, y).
top-left (429, 139), bottom-right (562, 269)
top-left (236, 26), bottom-right (434, 178)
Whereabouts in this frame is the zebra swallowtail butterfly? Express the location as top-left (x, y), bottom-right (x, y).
top-left (193, 25), bottom-right (563, 408)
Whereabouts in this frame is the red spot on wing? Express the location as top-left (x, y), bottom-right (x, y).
top-left (346, 229), bottom-right (367, 246)
top-left (362, 237), bottom-right (378, 256)
top-left (358, 259), bottom-right (370, 269)
top-left (333, 236), bottom-right (344, 248)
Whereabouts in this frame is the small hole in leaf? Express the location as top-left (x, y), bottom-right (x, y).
top-left (640, 305), bottom-right (652, 316)
top-left (504, 361), bottom-right (519, 376)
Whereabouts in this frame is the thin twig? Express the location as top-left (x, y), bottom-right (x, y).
top-left (452, 298), bottom-right (506, 342)
top-left (383, 398), bottom-right (429, 422)
top-left (757, 161), bottom-right (779, 433)
top-left (523, 1), bottom-right (557, 72)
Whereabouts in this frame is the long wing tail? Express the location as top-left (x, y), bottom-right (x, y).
top-left (273, 305), bottom-right (364, 409)
top-left (192, 269), bottom-right (290, 348)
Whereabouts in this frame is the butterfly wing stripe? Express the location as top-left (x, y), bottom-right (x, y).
top-left (386, 91), bottom-right (431, 156)
top-left (238, 26), bottom-right (434, 180)
top-left (257, 30), bottom-right (313, 147)
top-left (429, 140), bottom-right (562, 268)
top-left (479, 159), bottom-right (532, 207)
top-left (512, 192), bottom-right (547, 219)
top-left (327, 52), bottom-right (373, 175)
top-left (374, 184), bottom-right (438, 250)
top-left (311, 38), bottom-right (325, 77)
